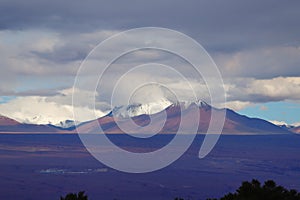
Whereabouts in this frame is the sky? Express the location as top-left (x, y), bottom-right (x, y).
top-left (0, 0), bottom-right (299, 125)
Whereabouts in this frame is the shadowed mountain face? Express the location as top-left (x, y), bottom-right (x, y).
top-left (223, 109), bottom-right (292, 134)
top-left (76, 103), bottom-right (291, 135)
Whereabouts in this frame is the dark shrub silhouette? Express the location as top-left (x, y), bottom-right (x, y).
top-left (60, 191), bottom-right (88, 200)
top-left (206, 179), bottom-right (300, 200)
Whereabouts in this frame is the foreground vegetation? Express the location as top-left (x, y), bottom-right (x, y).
top-left (206, 179), bottom-right (300, 200)
top-left (60, 191), bottom-right (88, 200)
top-left (60, 179), bottom-right (300, 200)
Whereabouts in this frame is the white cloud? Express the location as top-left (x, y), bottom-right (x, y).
top-left (220, 101), bottom-right (253, 111)
top-left (248, 77), bottom-right (300, 100)
top-left (0, 89), bottom-right (108, 124)
top-left (269, 120), bottom-right (289, 126)
top-left (225, 77), bottom-right (300, 103)
top-left (292, 122), bottom-right (300, 127)
top-left (269, 120), bottom-right (300, 127)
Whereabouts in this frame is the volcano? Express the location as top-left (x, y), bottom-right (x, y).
top-left (76, 102), bottom-right (291, 135)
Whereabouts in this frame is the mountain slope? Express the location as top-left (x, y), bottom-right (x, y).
top-left (290, 126), bottom-right (300, 134)
top-left (224, 109), bottom-right (291, 134)
top-left (0, 115), bottom-right (20, 126)
top-left (0, 102), bottom-right (292, 134)
top-left (76, 102), bottom-right (291, 135)
top-left (0, 115), bottom-right (61, 133)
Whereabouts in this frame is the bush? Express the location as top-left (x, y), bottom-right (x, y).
top-left (60, 191), bottom-right (88, 200)
top-left (207, 179), bottom-right (300, 200)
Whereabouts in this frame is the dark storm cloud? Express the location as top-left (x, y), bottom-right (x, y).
top-left (1, 0), bottom-right (300, 53)
top-left (1, 0), bottom-right (300, 106)
top-left (31, 43), bottom-right (89, 63)
top-left (215, 45), bottom-right (300, 79)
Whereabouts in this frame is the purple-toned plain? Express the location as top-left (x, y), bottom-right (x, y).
top-left (0, 134), bottom-right (299, 200)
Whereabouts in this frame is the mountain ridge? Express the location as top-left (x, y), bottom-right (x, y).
top-left (0, 115), bottom-right (64, 133)
top-left (76, 102), bottom-right (291, 135)
top-left (0, 101), bottom-right (293, 134)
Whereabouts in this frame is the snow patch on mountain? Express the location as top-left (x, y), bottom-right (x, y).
top-left (182, 100), bottom-right (211, 109)
top-left (20, 115), bottom-right (76, 128)
top-left (55, 120), bottom-right (77, 129)
top-left (110, 98), bottom-right (173, 118)
top-left (109, 99), bottom-right (209, 118)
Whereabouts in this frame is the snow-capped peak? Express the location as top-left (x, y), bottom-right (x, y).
top-left (109, 98), bottom-right (173, 118)
top-left (21, 115), bottom-right (77, 128)
top-left (108, 99), bottom-right (210, 118)
top-left (171, 99), bottom-right (211, 109)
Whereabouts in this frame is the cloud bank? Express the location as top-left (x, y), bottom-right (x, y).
top-left (0, 0), bottom-right (299, 124)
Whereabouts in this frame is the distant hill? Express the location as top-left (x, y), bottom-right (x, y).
top-left (0, 115), bottom-right (61, 133)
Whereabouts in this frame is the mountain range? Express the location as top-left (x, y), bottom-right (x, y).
top-left (0, 101), bottom-right (295, 134)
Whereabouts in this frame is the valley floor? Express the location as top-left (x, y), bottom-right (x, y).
top-left (0, 134), bottom-right (299, 200)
